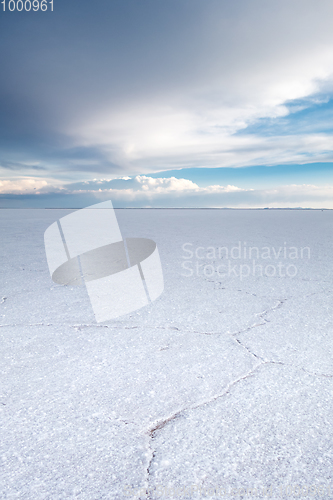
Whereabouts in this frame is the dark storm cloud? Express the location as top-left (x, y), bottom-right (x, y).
top-left (0, 0), bottom-right (216, 119)
top-left (0, 0), bottom-right (223, 176)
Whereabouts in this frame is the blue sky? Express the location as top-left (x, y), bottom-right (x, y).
top-left (1, 0), bottom-right (333, 208)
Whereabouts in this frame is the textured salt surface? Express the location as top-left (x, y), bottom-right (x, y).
top-left (0, 209), bottom-right (332, 499)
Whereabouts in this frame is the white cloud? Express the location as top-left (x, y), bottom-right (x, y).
top-left (60, 0), bottom-right (333, 174)
top-left (1, 175), bottom-right (332, 208)
top-left (64, 85), bottom-right (333, 174)
top-left (0, 178), bottom-right (49, 194)
top-left (69, 175), bottom-right (245, 197)
top-left (54, 175), bottom-right (332, 208)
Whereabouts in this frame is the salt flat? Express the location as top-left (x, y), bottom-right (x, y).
top-left (0, 209), bottom-right (332, 499)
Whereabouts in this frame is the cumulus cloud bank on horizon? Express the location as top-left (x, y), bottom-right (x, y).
top-left (0, 175), bottom-right (246, 196)
top-left (1, 175), bottom-right (332, 209)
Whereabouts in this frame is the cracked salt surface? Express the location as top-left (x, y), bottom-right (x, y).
top-left (236, 293), bottom-right (333, 376)
top-left (146, 364), bottom-right (333, 500)
top-left (0, 209), bottom-right (333, 499)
